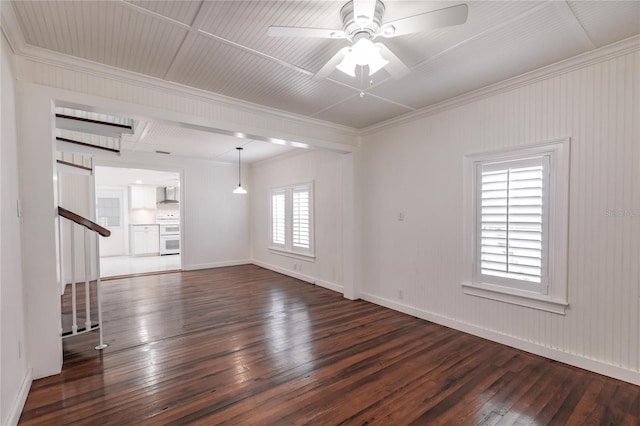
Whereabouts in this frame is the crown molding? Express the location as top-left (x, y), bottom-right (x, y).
top-left (360, 35), bottom-right (640, 136)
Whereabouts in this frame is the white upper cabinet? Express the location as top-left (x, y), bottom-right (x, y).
top-left (130, 185), bottom-right (156, 209)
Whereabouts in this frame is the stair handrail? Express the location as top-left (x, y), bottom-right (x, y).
top-left (58, 206), bottom-right (111, 237)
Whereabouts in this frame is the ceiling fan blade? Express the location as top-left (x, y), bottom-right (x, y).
top-left (312, 48), bottom-right (348, 81)
top-left (381, 4), bottom-right (468, 38)
top-left (353, 0), bottom-right (377, 26)
top-left (377, 44), bottom-right (410, 79)
top-left (267, 26), bottom-right (345, 39)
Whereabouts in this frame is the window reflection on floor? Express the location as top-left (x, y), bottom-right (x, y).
top-left (265, 288), bottom-right (314, 372)
top-left (100, 255), bottom-right (181, 277)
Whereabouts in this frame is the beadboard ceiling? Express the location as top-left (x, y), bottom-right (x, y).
top-left (7, 1), bottom-right (640, 129)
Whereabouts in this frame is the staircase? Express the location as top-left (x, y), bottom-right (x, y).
top-left (55, 107), bottom-right (135, 350)
top-left (54, 107), bottom-right (135, 175)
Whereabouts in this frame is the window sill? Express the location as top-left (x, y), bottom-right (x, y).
top-left (461, 282), bottom-right (568, 315)
top-left (268, 248), bottom-right (315, 262)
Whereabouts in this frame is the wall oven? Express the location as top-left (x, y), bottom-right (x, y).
top-left (159, 223), bottom-right (180, 255)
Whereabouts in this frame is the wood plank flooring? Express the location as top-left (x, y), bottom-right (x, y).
top-left (20, 265), bottom-right (640, 425)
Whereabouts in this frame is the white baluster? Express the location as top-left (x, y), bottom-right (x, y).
top-left (84, 228), bottom-right (92, 332)
top-left (71, 225), bottom-right (78, 335)
top-left (95, 233), bottom-right (108, 350)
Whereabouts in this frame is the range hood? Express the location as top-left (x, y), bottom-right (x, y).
top-left (157, 186), bottom-right (180, 204)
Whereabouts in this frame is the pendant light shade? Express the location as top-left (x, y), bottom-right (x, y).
top-left (233, 147), bottom-right (247, 194)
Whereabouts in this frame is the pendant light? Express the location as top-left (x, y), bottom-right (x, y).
top-left (232, 147), bottom-right (247, 194)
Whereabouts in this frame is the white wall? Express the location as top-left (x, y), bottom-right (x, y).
top-left (250, 149), bottom-right (345, 293)
top-left (359, 49), bottom-right (640, 383)
top-left (1, 30), bottom-right (29, 425)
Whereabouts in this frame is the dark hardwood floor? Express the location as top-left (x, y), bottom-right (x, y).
top-left (20, 265), bottom-right (640, 425)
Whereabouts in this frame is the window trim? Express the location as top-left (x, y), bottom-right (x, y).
top-left (269, 181), bottom-right (315, 259)
top-left (462, 138), bottom-right (570, 314)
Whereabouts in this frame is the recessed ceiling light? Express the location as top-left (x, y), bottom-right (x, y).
top-left (135, 180), bottom-right (142, 184)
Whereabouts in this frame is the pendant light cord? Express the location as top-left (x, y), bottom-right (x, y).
top-left (237, 147), bottom-right (242, 187)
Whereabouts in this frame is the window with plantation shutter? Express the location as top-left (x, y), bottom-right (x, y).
top-left (462, 139), bottom-right (571, 315)
top-left (271, 190), bottom-right (286, 246)
top-left (477, 157), bottom-right (548, 293)
top-left (269, 182), bottom-right (314, 258)
top-left (292, 187), bottom-right (310, 249)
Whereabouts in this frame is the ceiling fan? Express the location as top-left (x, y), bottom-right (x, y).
top-left (267, 0), bottom-right (468, 81)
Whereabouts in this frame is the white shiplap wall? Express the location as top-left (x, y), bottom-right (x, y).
top-left (359, 50), bottom-right (639, 382)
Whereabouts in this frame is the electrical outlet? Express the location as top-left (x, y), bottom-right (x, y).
top-left (398, 289), bottom-right (404, 299)
top-left (398, 211), bottom-right (405, 221)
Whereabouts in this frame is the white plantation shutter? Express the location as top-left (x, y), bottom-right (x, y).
top-left (477, 156), bottom-right (548, 293)
top-left (269, 182), bottom-right (314, 256)
top-left (292, 187), bottom-right (310, 249)
top-left (271, 190), bottom-right (285, 246)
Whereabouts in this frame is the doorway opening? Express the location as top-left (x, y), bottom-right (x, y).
top-left (94, 166), bottom-right (182, 278)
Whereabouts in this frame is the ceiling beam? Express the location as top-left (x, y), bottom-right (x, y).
top-left (163, 1), bottom-right (215, 81)
top-left (553, 1), bottom-right (597, 50)
top-left (118, 0), bottom-right (191, 31)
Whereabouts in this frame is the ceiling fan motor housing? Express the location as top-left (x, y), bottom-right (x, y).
top-left (340, 0), bottom-right (386, 40)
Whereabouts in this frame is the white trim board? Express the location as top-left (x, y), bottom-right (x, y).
top-left (4, 369), bottom-right (32, 426)
top-left (359, 292), bottom-right (639, 386)
top-left (251, 259), bottom-right (343, 295)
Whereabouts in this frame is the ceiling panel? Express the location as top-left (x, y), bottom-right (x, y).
top-left (199, 1), bottom-right (347, 74)
top-left (127, 0), bottom-right (203, 26)
top-left (314, 93), bottom-right (413, 128)
top-left (380, 1), bottom-right (543, 69)
top-left (369, 2), bottom-right (588, 110)
top-left (169, 34), bottom-right (357, 116)
top-left (568, 1), bottom-right (640, 47)
top-left (12, 0), bottom-right (186, 78)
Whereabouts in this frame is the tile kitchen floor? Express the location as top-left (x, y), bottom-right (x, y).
top-left (100, 254), bottom-right (181, 278)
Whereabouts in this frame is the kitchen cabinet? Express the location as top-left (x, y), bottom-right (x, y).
top-left (131, 225), bottom-right (159, 255)
top-left (130, 185), bottom-right (156, 209)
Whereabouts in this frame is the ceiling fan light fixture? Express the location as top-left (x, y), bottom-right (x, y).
top-left (381, 24), bottom-right (395, 37)
top-left (336, 38), bottom-right (388, 77)
top-left (337, 53), bottom-right (357, 77)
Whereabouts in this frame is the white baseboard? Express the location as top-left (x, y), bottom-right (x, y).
top-left (360, 292), bottom-right (639, 386)
top-left (314, 278), bottom-right (344, 294)
top-left (5, 368), bottom-right (32, 426)
top-left (251, 260), bottom-right (343, 294)
top-left (182, 259), bottom-right (251, 271)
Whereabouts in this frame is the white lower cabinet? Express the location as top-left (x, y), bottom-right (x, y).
top-left (131, 225), bottom-right (159, 255)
